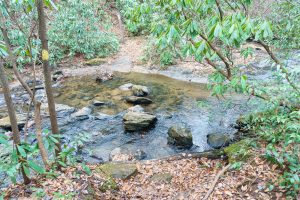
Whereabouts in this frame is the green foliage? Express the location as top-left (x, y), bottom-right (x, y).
top-left (116, 0), bottom-right (153, 35)
top-left (48, 0), bottom-right (119, 61)
top-left (247, 108), bottom-right (300, 196)
top-left (31, 187), bottom-right (46, 199)
top-left (269, 1), bottom-right (300, 49)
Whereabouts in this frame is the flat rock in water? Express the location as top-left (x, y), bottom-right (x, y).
top-left (125, 96), bottom-right (153, 105)
top-left (167, 125), bottom-right (193, 149)
top-left (71, 107), bottom-right (92, 120)
top-left (98, 163), bottom-right (138, 180)
top-left (0, 114), bottom-right (27, 129)
top-left (132, 85), bottom-right (150, 97)
top-left (123, 112), bottom-right (157, 132)
top-left (119, 83), bottom-right (133, 91)
top-left (42, 104), bottom-right (76, 118)
top-left (207, 133), bottom-right (231, 149)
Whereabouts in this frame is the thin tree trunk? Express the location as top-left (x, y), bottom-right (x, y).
top-left (0, 62), bottom-right (31, 184)
top-left (34, 101), bottom-right (49, 169)
top-left (37, 0), bottom-right (61, 157)
top-left (0, 20), bottom-right (34, 99)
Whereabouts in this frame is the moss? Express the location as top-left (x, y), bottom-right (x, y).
top-left (84, 58), bottom-right (106, 66)
top-left (96, 163), bottom-right (138, 180)
top-left (224, 139), bottom-right (252, 163)
top-left (99, 178), bottom-right (118, 192)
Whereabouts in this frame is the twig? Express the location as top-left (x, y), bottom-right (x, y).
top-left (202, 164), bottom-right (231, 200)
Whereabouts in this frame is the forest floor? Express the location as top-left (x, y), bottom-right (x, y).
top-left (3, 148), bottom-right (287, 199)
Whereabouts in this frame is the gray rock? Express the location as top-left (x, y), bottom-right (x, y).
top-left (123, 112), bottom-right (157, 132)
top-left (97, 163), bottom-right (138, 180)
top-left (207, 133), bottom-right (231, 149)
top-left (71, 107), bottom-right (92, 120)
top-left (119, 83), bottom-right (133, 91)
top-left (109, 148), bottom-right (133, 162)
top-left (0, 114), bottom-right (27, 129)
top-left (127, 105), bottom-right (144, 113)
top-left (125, 96), bottom-right (153, 105)
top-left (91, 100), bottom-right (106, 106)
top-left (132, 85), bottom-right (150, 97)
top-left (42, 104), bottom-right (76, 118)
top-left (109, 148), bottom-right (146, 162)
top-left (133, 149), bottom-right (147, 160)
top-left (94, 112), bottom-right (112, 120)
top-left (167, 126), bottom-right (193, 148)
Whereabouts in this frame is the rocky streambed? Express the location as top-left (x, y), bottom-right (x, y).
top-left (0, 71), bottom-right (261, 166)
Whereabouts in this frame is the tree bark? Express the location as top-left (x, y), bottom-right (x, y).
top-left (0, 15), bottom-right (34, 99)
top-left (34, 101), bottom-right (49, 169)
top-left (0, 61), bottom-right (31, 184)
top-left (37, 0), bottom-right (61, 157)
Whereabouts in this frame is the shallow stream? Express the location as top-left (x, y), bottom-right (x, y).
top-left (51, 72), bottom-right (255, 162)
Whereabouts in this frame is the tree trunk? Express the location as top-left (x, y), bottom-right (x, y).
top-left (37, 0), bottom-right (61, 157)
top-left (34, 101), bottom-right (49, 169)
top-left (0, 62), bottom-right (31, 184)
top-left (0, 14), bottom-right (34, 99)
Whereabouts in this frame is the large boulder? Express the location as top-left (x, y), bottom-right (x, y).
top-left (0, 114), bottom-right (27, 129)
top-left (207, 133), bottom-right (231, 149)
top-left (132, 85), bottom-right (150, 97)
top-left (125, 96), bottom-right (153, 105)
top-left (167, 126), bottom-right (193, 149)
top-left (97, 163), bottom-right (138, 180)
top-left (123, 112), bottom-right (157, 132)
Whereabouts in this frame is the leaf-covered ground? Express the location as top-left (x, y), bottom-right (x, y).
top-left (2, 150), bottom-right (288, 200)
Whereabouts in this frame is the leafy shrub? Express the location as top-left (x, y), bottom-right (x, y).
top-left (269, 1), bottom-right (300, 49)
top-left (247, 108), bottom-right (300, 196)
top-left (116, 0), bottom-right (153, 35)
top-left (48, 0), bottom-right (119, 61)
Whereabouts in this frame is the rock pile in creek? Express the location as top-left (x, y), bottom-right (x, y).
top-left (120, 83), bottom-right (157, 132)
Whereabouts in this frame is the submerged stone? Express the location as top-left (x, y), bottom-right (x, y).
top-left (91, 100), bottom-right (106, 106)
top-left (125, 96), bottom-right (153, 105)
top-left (119, 83), bottom-right (133, 91)
top-left (167, 125), bottom-right (193, 148)
top-left (207, 133), bottom-right (231, 149)
top-left (127, 105), bottom-right (145, 113)
top-left (123, 112), bottom-right (157, 132)
top-left (97, 163), bottom-right (138, 180)
top-left (132, 85), bottom-right (150, 97)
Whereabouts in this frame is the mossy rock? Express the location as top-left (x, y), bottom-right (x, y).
top-left (84, 58), bottom-right (106, 66)
top-left (150, 173), bottom-right (173, 184)
top-left (224, 139), bottom-right (252, 163)
top-left (99, 178), bottom-right (118, 192)
top-left (96, 163), bottom-right (138, 180)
